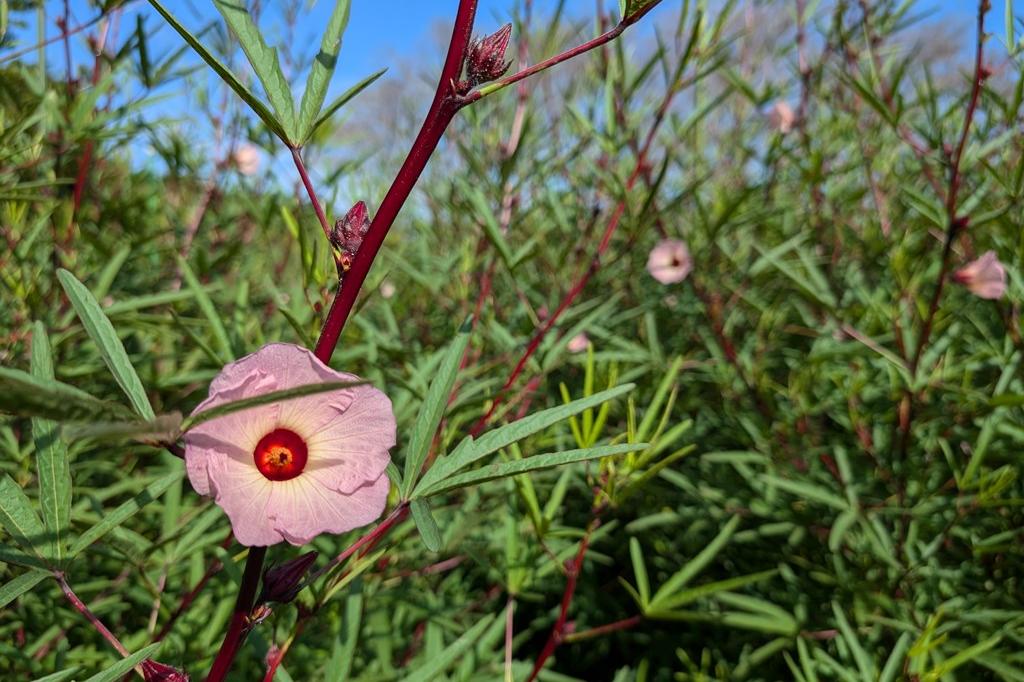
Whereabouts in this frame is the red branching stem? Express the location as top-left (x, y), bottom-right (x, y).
top-left (526, 519), bottom-right (598, 682)
top-left (307, 502), bottom-right (410, 586)
top-left (910, 1), bottom-right (988, 375)
top-left (563, 614), bottom-right (642, 643)
top-left (468, 75), bottom-right (677, 436)
top-left (204, 546), bottom-right (268, 682)
top-left (290, 147), bottom-right (333, 243)
top-left (458, 2), bottom-right (662, 106)
top-left (56, 573), bottom-right (131, 658)
top-left (312, 0), bottom-right (480, 364)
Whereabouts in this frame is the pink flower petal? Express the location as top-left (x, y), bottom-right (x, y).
top-left (646, 239), bottom-right (692, 285)
top-left (183, 343), bottom-right (396, 546)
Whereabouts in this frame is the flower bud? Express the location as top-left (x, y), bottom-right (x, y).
top-left (142, 660), bottom-right (190, 682)
top-left (461, 24), bottom-right (513, 91)
top-left (953, 250), bottom-right (1007, 300)
top-left (331, 202), bottom-right (371, 274)
top-left (258, 551), bottom-right (318, 604)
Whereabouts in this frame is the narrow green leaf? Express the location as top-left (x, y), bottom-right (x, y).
top-left (182, 380), bottom-right (365, 432)
top-left (213, 0), bottom-right (297, 142)
top-left (879, 632), bottom-right (912, 682)
top-left (832, 602), bottom-right (874, 680)
top-left (81, 642), bottom-right (162, 682)
top-left (324, 581), bottom-right (363, 681)
top-left (400, 613), bottom-right (496, 682)
top-left (0, 367), bottom-right (135, 423)
top-left (31, 668), bottom-right (81, 682)
top-left (649, 570), bottom-right (777, 613)
top-left (416, 443), bottom-right (644, 498)
top-left (629, 537), bottom-right (650, 607)
top-left (0, 475), bottom-right (47, 559)
top-left (0, 569), bottom-right (49, 609)
top-left (308, 68), bottom-right (387, 140)
top-left (649, 514), bottom-right (741, 608)
top-left (68, 471), bottom-right (183, 557)
top-left (57, 269), bottom-right (154, 420)
top-left (762, 475), bottom-right (848, 511)
top-left (31, 323), bottom-right (71, 565)
top-left (414, 383), bottom-right (634, 496)
top-left (177, 256), bottom-right (234, 362)
top-left (402, 323), bottom-right (471, 498)
top-left (410, 498), bottom-right (441, 552)
top-left (145, 0), bottom-right (289, 141)
top-left (297, 0), bottom-right (351, 141)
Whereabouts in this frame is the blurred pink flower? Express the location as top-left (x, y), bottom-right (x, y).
top-left (567, 333), bottom-right (589, 353)
top-left (646, 239), bottom-right (692, 284)
top-left (379, 280), bottom-right (396, 299)
top-left (953, 251), bottom-right (1007, 300)
top-left (233, 144), bottom-right (261, 176)
top-left (768, 101), bottom-right (796, 134)
top-left (184, 344), bottom-right (395, 546)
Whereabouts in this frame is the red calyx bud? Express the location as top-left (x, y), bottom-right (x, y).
top-left (258, 551), bottom-right (318, 604)
top-left (142, 660), bottom-right (190, 682)
top-left (951, 215), bottom-right (970, 232)
top-left (331, 202), bottom-right (370, 275)
top-left (460, 23), bottom-right (513, 92)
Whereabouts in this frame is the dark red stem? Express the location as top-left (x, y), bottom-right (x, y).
top-left (290, 147), bottom-right (333, 243)
top-left (526, 520), bottom-right (597, 682)
top-left (204, 546), bottom-right (267, 682)
top-left (312, 0), bottom-right (479, 364)
top-left (563, 614), bottom-right (642, 642)
top-left (56, 573), bottom-right (131, 658)
top-left (458, 2), bottom-right (662, 106)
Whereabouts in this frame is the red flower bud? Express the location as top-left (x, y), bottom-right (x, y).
top-left (258, 551), bottom-right (318, 604)
top-left (461, 24), bottom-right (513, 91)
top-left (331, 202), bottom-right (370, 274)
top-left (142, 660), bottom-right (190, 682)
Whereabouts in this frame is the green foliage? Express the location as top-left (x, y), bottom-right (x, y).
top-left (1, 0), bottom-right (1024, 680)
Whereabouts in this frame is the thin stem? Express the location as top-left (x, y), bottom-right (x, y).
top-left (290, 147), bottom-right (333, 243)
top-left (909, 1), bottom-right (988, 374)
top-left (57, 573), bottom-right (143, 678)
top-left (563, 614), bottom-right (642, 643)
top-left (526, 518), bottom-right (599, 682)
top-left (305, 502), bottom-right (409, 586)
top-left (459, 2), bottom-right (662, 106)
top-left (204, 546), bottom-right (267, 682)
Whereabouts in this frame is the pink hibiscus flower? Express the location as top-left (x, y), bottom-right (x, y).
top-left (184, 344), bottom-right (395, 546)
top-left (953, 251), bottom-right (1007, 300)
top-left (646, 239), bottom-right (692, 285)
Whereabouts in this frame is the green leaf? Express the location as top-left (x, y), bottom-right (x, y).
top-left (410, 498), bottom-right (442, 552)
top-left (297, 0), bottom-right (351, 142)
top-left (402, 323), bottom-right (471, 498)
top-left (400, 613), bottom-right (496, 682)
top-left (56, 269), bottom-right (155, 420)
top-left (629, 537), bottom-right (650, 608)
top-left (0, 475), bottom-right (47, 559)
top-left (308, 68), bottom-right (387, 140)
top-left (414, 383), bottom-right (634, 496)
top-left (324, 581), bottom-right (363, 681)
top-left (30, 669), bottom-right (81, 682)
top-left (181, 380), bottom-right (365, 432)
top-left (648, 570), bottom-right (777, 613)
top-left (81, 641), bottom-right (162, 682)
top-left (0, 569), bottom-right (49, 609)
top-left (31, 323), bottom-right (71, 565)
top-left (416, 443), bottom-right (644, 498)
top-left (762, 475), bottom-right (849, 511)
top-left (177, 256), bottom-right (234, 362)
top-left (0, 367), bottom-right (135, 423)
top-left (68, 471), bottom-right (183, 557)
top-left (145, 0), bottom-right (289, 141)
top-left (649, 515), bottom-right (741, 609)
top-left (623, 0), bottom-right (663, 20)
top-left (213, 0), bottom-right (297, 143)
top-left (832, 603), bottom-right (874, 679)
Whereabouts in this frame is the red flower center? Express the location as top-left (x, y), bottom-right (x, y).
top-left (253, 429), bottom-right (308, 481)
